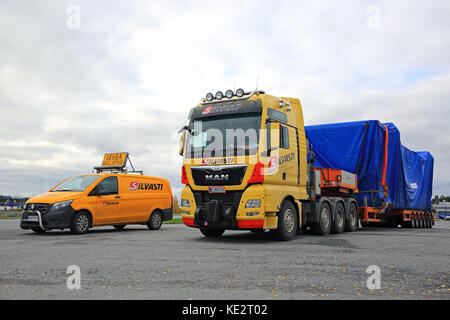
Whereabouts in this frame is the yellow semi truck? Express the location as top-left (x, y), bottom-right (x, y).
top-left (178, 90), bottom-right (360, 241)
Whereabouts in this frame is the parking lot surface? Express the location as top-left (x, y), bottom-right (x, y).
top-left (0, 219), bottom-right (449, 300)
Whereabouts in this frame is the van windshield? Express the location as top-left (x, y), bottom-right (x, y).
top-left (52, 175), bottom-right (101, 192)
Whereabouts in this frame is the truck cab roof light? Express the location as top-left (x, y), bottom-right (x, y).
top-left (215, 91), bottom-right (224, 100)
top-left (236, 88), bottom-right (245, 97)
top-left (206, 93), bottom-right (214, 102)
top-left (225, 90), bottom-right (234, 99)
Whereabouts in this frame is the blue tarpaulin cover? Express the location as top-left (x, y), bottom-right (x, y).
top-left (305, 120), bottom-right (434, 211)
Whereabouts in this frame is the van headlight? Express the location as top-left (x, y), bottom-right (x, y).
top-left (245, 200), bottom-right (261, 208)
top-left (50, 200), bottom-right (73, 212)
top-left (181, 199), bottom-right (190, 208)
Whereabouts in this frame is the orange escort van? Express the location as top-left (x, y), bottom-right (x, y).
top-left (20, 173), bottom-right (173, 234)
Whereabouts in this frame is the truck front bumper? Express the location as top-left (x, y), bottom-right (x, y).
top-left (181, 185), bottom-right (267, 230)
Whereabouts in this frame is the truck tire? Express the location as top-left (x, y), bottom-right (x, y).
top-left (272, 201), bottom-right (298, 241)
top-left (331, 202), bottom-right (345, 234)
top-left (200, 228), bottom-right (225, 238)
top-left (70, 212), bottom-right (90, 234)
top-left (113, 225), bottom-right (126, 230)
top-left (412, 214), bottom-right (418, 228)
top-left (147, 211), bottom-right (162, 230)
top-left (419, 214), bottom-right (424, 228)
top-left (344, 203), bottom-right (358, 232)
top-left (311, 202), bottom-right (332, 235)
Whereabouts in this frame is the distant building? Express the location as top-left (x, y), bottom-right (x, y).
top-left (434, 202), bottom-right (450, 219)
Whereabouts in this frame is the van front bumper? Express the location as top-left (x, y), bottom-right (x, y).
top-left (20, 206), bottom-right (76, 230)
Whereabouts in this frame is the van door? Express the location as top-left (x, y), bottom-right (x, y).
top-left (90, 176), bottom-right (121, 225)
top-left (119, 176), bottom-right (149, 223)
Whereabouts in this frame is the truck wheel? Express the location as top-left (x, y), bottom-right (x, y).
top-left (147, 211), bottom-right (162, 230)
top-left (31, 227), bottom-right (46, 234)
top-left (344, 203), bottom-right (358, 232)
top-left (70, 212), bottom-right (90, 234)
top-left (272, 201), bottom-right (298, 241)
top-left (331, 202), bottom-right (345, 234)
top-left (311, 202), bottom-right (332, 235)
top-left (200, 228), bottom-right (225, 238)
top-left (113, 225), bottom-right (126, 230)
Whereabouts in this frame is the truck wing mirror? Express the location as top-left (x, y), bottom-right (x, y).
top-left (178, 125), bottom-right (189, 134)
top-left (179, 132), bottom-right (185, 156)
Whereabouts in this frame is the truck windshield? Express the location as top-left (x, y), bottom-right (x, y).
top-left (52, 175), bottom-right (101, 192)
top-left (186, 112), bottom-right (261, 158)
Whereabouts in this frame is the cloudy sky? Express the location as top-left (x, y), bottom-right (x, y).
top-left (0, 0), bottom-right (449, 199)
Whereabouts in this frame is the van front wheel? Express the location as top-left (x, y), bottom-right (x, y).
top-left (147, 211), bottom-right (162, 230)
top-left (70, 212), bottom-right (90, 234)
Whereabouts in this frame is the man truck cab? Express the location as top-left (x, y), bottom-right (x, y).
top-left (179, 90), bottom-right (359, 241)
top-left (21, 153), bottom-right (173, 234)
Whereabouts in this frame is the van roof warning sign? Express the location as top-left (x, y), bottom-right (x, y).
top-left (94, 152), bottom-right (143, 175)
top-left (101, 152), bottom-right (129, 168)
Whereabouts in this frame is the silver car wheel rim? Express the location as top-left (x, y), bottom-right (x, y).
top-left (152, 214), bottom-right (162, 228)
top-left (284, 209), bottom-right (295, 233)
top-left (77, 215), bottom-right (89, 231)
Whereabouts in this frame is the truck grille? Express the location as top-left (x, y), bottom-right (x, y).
top-left (191, 165), bottom-right (247, 186)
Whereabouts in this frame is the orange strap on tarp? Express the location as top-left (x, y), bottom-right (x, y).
top-left (382, 123), bottom-right (389, 198)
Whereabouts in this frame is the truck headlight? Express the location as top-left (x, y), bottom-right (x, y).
top-left (50, 200), bottom-right (73, 212)
top-left (245, 199), bottom-right (261, 208)
top-left (181, 199), bottom-right (190, 208)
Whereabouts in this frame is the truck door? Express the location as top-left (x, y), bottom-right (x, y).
top-left (283, 125), bottom-right (299, 186)
top-left (91, 176), bottom-right (121, 225)
top-left (278, 123), bottom-right (293, 185)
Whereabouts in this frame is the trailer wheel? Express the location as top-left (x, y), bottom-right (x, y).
top-left (311, 202), bottom-right (331, 235)
top-left (331, 202), bottom-right (345, 234)
top-left (412, 214), bottom-right (417, 228)
top-left (345, 203), bottom-right (358, 232)
top-left (272, 201), bottom-right (298, 241)
top-left (419, 213), bottom-right (424, 228)
top-left (200, 228), bottom-right (225, 238)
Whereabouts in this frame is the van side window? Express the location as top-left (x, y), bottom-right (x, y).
top-left (280, 125), bottom-right (289, 149)
top-left (96, 177), bottom-right (118, 195)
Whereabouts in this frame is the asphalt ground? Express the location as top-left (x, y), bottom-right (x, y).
top-left (0, 219), bottom-right (449, 300)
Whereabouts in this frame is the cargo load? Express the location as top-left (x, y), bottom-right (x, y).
top-left (305, 120), bottom-right (434, 211)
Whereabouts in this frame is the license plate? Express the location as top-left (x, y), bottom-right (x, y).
top-left (26, 216), bottom-right (39, 222)
top-left (208, 186), bottom-right (225, 194)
